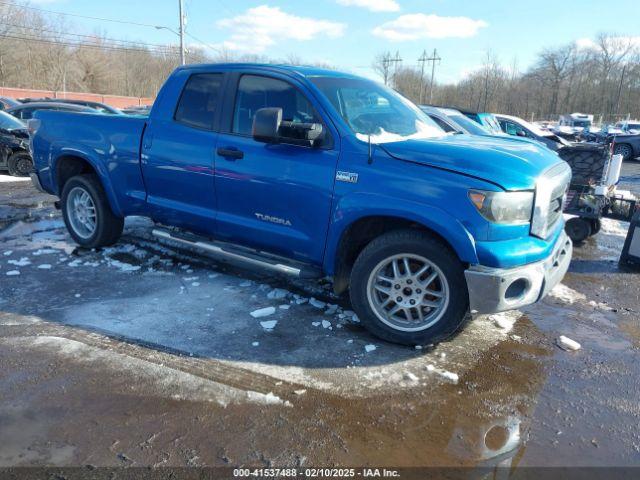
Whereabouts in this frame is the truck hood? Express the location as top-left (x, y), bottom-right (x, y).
top-left (379, 134), bottom-right (563, 191)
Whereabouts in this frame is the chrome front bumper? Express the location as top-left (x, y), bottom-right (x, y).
top-left (465, 230), bottom-right (572, 314)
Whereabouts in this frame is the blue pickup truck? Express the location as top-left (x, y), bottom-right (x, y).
top-left (29, 64), bottom-right (572, 345)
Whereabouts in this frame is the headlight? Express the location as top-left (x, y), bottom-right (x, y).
top-left (469, 190), bottom-right (534, 224)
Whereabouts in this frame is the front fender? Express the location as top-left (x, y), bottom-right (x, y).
top-left (51, 145), bottom-right (124, 217)
top-left (323, 192), bottom-right (479, 275)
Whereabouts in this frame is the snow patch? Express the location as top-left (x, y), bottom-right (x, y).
top-left (364, 344), bottom-right (377, 353)
top-left (549, 284), bottom-right (586, 304)
top-left (489, 311), bottom-right (521, 333)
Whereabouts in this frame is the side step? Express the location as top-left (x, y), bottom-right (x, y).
top-left (152, 228), bottom-right (322, 279)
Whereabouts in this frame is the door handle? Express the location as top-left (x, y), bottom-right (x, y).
top-left (217, 147), bottom-right (244, 160)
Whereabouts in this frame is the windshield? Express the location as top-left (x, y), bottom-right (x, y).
top-left (0, 110), bottom-right (26, 130)
top-left (508, 116), bottom-right (550, 137)
top-left (309, 76), bottom-right (444, 143)
top-left (479, 114), bottom-right (503, 135)
top-left (448, 113), bottom-right (490, 135)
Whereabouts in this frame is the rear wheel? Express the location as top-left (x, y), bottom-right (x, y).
top-left (7, 152), bottom-right (33, 177)
top-left (590, 219), bottom-right (602, 236)
top-left (349, 230), bottom-right (469, 346)
top-left (565, 217), bottom-right (592, 244)
top-left (61, 174), bottom-right (124, 248)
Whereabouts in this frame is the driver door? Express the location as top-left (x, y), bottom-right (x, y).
top-left (214, 74), bottom-right (339, 264)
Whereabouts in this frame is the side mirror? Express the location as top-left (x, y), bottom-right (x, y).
top-left (279, 121), bottom-right (324, 147)
top-left (252, 107), bottom-right (282, 143)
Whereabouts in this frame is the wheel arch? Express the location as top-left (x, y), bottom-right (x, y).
top-left (325, 199), bottom-right (478, 295)
top-left (53, 152), bottom-right (123, 216)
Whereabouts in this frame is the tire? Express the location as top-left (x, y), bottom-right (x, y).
top-left (7, 152), bottom-right (33, 177)
top-left (61, 174), bottom-right (124, 248)
top-left (565, 217), bottom-right (592, 244)
top-left (614, 144), bottom-right (633, 161)
top-left (349, 229), bottom-right (469, 346)
top-left (590, 219), bottom-right (602, 236)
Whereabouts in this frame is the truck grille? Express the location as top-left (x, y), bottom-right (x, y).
top-left (531, 162), bottom-right (572, 239)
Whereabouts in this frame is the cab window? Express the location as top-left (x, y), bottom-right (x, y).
top-left (174, 73), bottom-right (223, 130)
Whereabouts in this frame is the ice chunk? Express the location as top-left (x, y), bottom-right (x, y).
top-left (279, 304), bottom-right (290, 310)
top-left (267, 288), bottom-right (288, 300)
top-left (191, 282), bottom-right (200, 287)
top-left (425, 364), bottom-right (459, 383)
top-left (309, 298), bottom-right (326, 309)
top-left (260, 320), bottom-right (278, 330)
top-left (557, 335), bottom-right (581, 351)
top-left (250, 307), bottom-right (276, 318)
top-left (6, 270), bottom-right (20, 276)
top-left (252, 341), bottom-right (260, 347)
top-left (364, 344), bottom-right (377, 353)
top-left (311, 321), bottom-right (321, 327)
top-left (321, 320), bottom-right (332, 329)
top-left (403, 372), bottom-right (419, 383)
top-left (37, 264), bottom-right (52, 270)
top-left (32, 248), bottom-right (57, 256)
top-left (8, 257), bottom-right (30, 267)
top-left (3, 251), bottom-right (12, 256)
top-left (239, 280), bottom-right (253, 287)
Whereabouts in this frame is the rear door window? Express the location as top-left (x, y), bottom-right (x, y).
top-left (174, 73), bottom-right (223, 130)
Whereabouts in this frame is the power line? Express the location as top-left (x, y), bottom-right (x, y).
top-left (0, 0), bottom-right (167, 29)
top-left (0, 21), bottom-right (175, 50)
top-left (0, 32), bottom-right (179, 55)
top-left (0, 1), bottom-right (220, 57)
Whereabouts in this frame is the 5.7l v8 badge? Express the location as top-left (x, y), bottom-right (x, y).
top-left (336, 171), bottom-right (359, 183)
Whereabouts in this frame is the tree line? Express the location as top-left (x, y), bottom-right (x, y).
top-left (378, 34), bottom-right (640, 123)
top-left (1, 1), bottom-right (638, 123)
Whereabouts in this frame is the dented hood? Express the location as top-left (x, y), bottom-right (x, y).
top-left (379, 134), bottom-right (564, 191)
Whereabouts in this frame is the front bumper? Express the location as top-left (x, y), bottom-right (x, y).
top-left (465, 229), bottom-right (572, 314)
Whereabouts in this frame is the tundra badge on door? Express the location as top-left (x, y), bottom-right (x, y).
top-left (255, 213), bottom-right (292, 226)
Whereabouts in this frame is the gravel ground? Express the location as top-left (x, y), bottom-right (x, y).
top-left (1, 162), bottom-right (639, 472)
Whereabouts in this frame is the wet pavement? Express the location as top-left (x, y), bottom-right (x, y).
top-left (1, 164), bottom-right (640, 471)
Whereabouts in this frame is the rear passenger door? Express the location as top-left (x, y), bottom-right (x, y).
top-left (141, 72), bottom-right (224, 235)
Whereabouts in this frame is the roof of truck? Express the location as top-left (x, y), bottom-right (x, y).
top-left (176, 63), bottom-right (362, 79)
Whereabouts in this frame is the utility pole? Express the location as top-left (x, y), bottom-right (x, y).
top-left (426, 48), bottom-right (441, 104)
top-left (418, 50), bottom-right (428, 104)
top-left (388, 50), bottom-right (402, 88)
top-left (178, 0), bottom-right (186, 65)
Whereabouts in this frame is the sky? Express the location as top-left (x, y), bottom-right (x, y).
top-left (27, 0), bottom-right (640, 83)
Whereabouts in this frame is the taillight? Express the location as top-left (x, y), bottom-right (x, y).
top-left (27, 118), bottom-right (41, 135)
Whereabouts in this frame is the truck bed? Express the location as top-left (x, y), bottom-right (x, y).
top-left (31, 110), bottom-right (148, 216)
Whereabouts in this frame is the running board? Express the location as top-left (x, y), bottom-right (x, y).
top-left (151, 228), bottom-right (321, 279)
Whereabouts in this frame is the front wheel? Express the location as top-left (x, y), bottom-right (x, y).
top-left (7, 152), bottom-right (33, 177)
top-left (614, 144), bottom-right (633, 161)
top-left (565, 217), bottom-right (592, 244)
top-left (61, 174), bottom-right (124, 248)
top-left (349, 230), bottom-right (469, 346)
